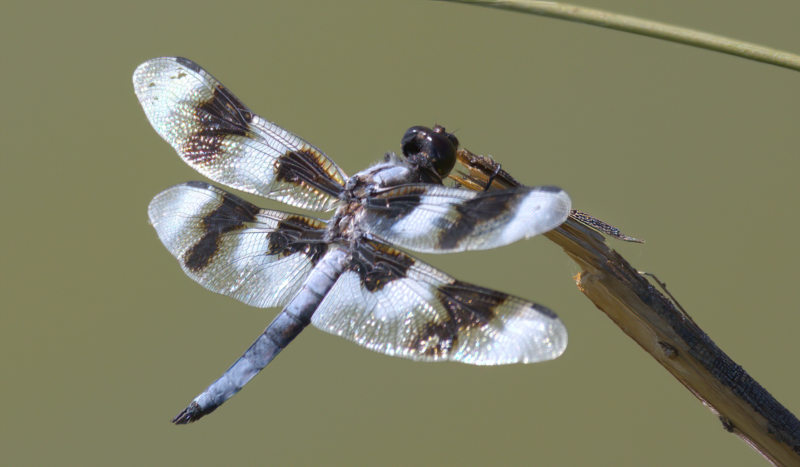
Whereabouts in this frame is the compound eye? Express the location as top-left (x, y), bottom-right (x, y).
top-left (401, 126), bottom-right (458, 178)
top-left (433, 124), bottom-right (460, 150)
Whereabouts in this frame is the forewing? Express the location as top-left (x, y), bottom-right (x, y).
top-left (360, 185), bottom-right (571, 254)
top-left (148, 182), bottom-right (329, 308)
top-left (134, 57), bottom-right (346, 212)
top-left (311, 242), bottom-right (567, 365)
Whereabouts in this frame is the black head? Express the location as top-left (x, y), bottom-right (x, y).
top-left (401, 125), bottom-right (459, 179)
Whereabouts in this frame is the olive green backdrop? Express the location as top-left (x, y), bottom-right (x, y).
top-left (3, 1), bottom-right (798, 466)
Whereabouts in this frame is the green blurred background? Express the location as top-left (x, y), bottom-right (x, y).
top-left (3, 1), bottom-right (798, 465)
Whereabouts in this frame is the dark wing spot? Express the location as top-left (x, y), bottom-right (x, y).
top-left (364, 185), bottom-right (431, 226)
top-left (410, 282), bottom-right (510, 358)
top-left (181, 85), bottom-right (253, 165)
top-left (183, 193), bottom-right (259, 272)
top-left (182, 134), bottom-right (229, 166)
top-left (350, 243), bottom-right (415, 292)
top-left (365, 193), bottom-right (421, 223)
top-left (267, 215), bottom-right (327, 266)
top-left (437, 191), bottom-right (518, 250)
top-left (437, 282), bottom-right (506, 324)
top-left (274, 149), bottom-right (345, 197)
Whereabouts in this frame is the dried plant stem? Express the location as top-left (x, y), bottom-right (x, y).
top-left (449, 151), bottom-right (800, 466)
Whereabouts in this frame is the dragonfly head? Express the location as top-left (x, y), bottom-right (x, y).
top-left (401, 125), bottom-right (459, 180)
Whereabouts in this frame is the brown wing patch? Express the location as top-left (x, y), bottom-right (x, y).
top-left (410, 282), bottom-right (509, 358)
top-left (183, 185), bottom-right (259, 272)
top-left (181, 85), bottom-right (254, 166)
top-left (436, 192), bottom-right (518, 251)
top-left (365, 185), bottom-right (429, 216)
top-left (348, 242), bottom-right (416, 293)
top-left (274, 148), bottom-right (347, 198)
top-left (267, 215), bottom-right (328, 266)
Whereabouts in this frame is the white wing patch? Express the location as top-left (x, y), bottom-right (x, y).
top-left (362, 185), bottom-right (571, 254)
top-left (134, 57), bottom-right (346, 211)
top-left (311, 243), bottom-right (567, 364)
top-left (148, 182), bottom-right (328, 308)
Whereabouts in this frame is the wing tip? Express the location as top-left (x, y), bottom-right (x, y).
top-left (539, 185), bottom-right (572, 212)
top-left (526, 185), bottom-right (572, 231)
top-left (541, 303), bottom-right (569, 348)
top-left (132, 56), bottom-right (199, 95)
top-left (552, 324), bottom-right (569, 359)
top-left (506, 301), bottom-right (569, 364)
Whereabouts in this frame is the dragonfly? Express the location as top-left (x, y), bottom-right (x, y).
top-left (134, 57), bottom-right (571, 424)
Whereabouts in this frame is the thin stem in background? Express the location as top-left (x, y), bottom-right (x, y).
top-left (438, 0), bottom-right (800, 73)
